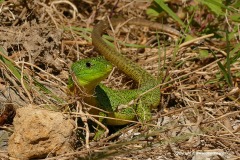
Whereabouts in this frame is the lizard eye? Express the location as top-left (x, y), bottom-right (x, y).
top-left (86, 62), bottom-right (92, 68)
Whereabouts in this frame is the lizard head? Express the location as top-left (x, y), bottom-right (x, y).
top-left (70, 57), bottom-right (113, 90)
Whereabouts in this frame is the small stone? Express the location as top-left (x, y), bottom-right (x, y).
top-left (8, 105), bottom-right (75, 159)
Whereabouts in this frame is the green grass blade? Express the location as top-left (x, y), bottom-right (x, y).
top-left (0, 47), bottom-right (22, 81)
top-left (200, 0), bottom-right (235, 12)
top-left (212, 52), bottom-right (232, 86)
top-left (103, 35), bottom-right (147, 48)
top-left (154, 0), bottom-right (185, 27)
top-left (225, 24), bottom-right (232, 86)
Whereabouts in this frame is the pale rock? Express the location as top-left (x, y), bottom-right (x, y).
top-left (8, 105), bottom-right (75, 159)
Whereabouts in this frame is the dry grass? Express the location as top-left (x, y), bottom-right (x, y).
top-left (0, 0), bottom-right (239, 159)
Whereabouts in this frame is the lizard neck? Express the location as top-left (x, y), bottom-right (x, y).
top-left (78, 84), bottom-right (99, 108)
top-left (79, 83), bottom-right (97, 95)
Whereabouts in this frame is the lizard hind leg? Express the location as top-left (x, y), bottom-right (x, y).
top-left (136, 99), bottom-right (152, 123)
top-left (93, 111), bottom-right (109, 140)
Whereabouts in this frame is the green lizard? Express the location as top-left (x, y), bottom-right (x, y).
top-left (70, 18), bottom-right (180, 126)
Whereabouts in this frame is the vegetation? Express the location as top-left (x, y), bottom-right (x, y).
top-left (0, 0), bottom-right (239, 159)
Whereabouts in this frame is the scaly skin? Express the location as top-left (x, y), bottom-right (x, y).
top-left (71, 18), bottom-right (180, 125)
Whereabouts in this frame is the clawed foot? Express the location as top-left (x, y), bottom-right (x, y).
top-left (94, 128), bottom-right (109, 140)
